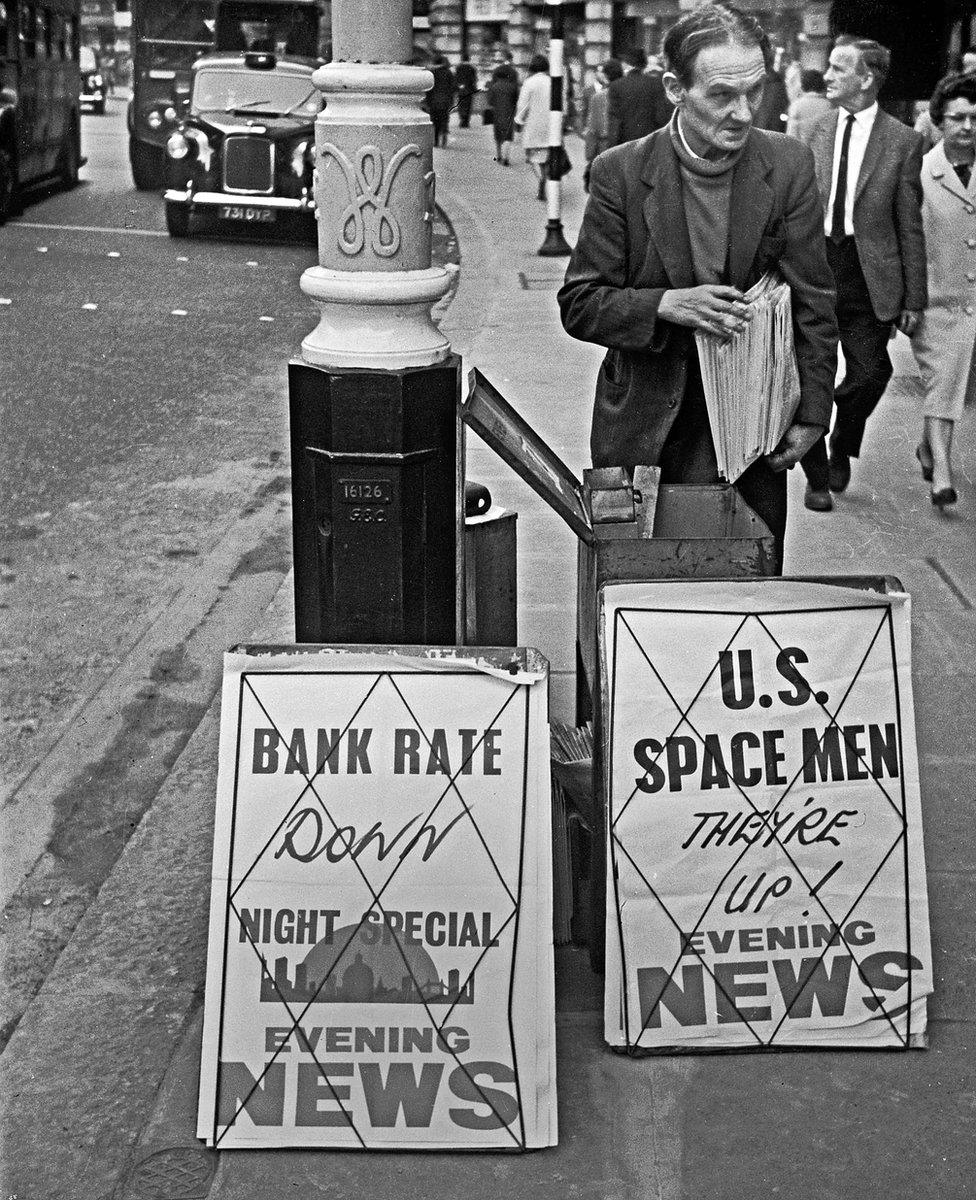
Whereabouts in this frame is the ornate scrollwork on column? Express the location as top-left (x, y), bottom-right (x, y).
top-left (321, 142), bottom-right (422, 258)
top-left (300, 61), bottom-right (451, 368)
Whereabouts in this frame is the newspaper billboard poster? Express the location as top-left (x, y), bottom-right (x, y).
top-left (198, 646), bottom-right (556, 1150)
top-left (601, 580), bottom-right (932, 1052)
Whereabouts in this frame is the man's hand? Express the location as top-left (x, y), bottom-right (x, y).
top-left (765, 422), bottom-right (822, 473)
top-left (897, 309), bottom-right (922, 337)
top-left (658, 285), bottom-right (753, 340)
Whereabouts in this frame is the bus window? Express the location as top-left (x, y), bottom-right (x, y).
top-left (40, 7), bottom-right (51, 58)
top-left (0, 4), bottom-right (9, 56)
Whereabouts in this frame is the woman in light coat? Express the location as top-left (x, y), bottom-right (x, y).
top-left (911, 72), bottom-right (976, 508)
top-left (515, 54), bottom-right (551, 200)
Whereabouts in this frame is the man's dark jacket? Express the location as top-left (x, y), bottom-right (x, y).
top-left (607, 70), bottom-right (673, 145)
top-left (558, 127), bottom-right (838, 470)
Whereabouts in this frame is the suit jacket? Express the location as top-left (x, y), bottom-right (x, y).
top-left (558, 128), bottom-right (838, 470)
top-left (803, 107), bottom-right (927, 320)
top-left (607, 70), bottom-right (673, 147)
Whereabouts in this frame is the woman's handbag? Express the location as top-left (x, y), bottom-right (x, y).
top-left (548, 144), bottom-right (572, 180)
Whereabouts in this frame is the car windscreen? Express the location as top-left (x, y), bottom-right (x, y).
top-left (191, 68), bottom-right (320, 116)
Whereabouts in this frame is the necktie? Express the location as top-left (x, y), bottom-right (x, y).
top-left (830, 113), bottom-right (855, 242)
top-left (953, 161), bottom-right (972, 190)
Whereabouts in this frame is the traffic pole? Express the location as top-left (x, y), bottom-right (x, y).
top-left (289, 0), bottom-right (460, 644)
top-left (538, 0), bottom-right (572, 257)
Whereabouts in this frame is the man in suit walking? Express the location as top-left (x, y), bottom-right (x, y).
top-left (606, 46), bottom-right (673, 147)
top-left (800, 37), bottom-right (927, 511)
top-left (559, 3), bottom-right (837, 570)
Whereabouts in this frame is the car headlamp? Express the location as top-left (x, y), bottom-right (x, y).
top-left (164, 106), bottom-right (178, 123)
top-left (147, 109), bottom-right (163, 129)
top-left (166, 132), bottom-right (191, 159)
top-left (92, 73), bottom-right (103, 87)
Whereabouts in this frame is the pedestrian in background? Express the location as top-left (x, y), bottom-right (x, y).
top-left (914, 45), bottom-right (976, 151)
top-left (911, 72), bottom-right (976, 509)
top-left (486, 50), bottom-right (519, 165)
top-left (606, 46), bottom-right (673, 146)
top-left (786, 69), bottom-right (831, 141)
top-left (753, 62), bottom-right (790, 131)
top-left (583, 58), bottom-right (623, 190)
top-left (427, 54), bottom-right (456, 148)
top-left (455, 58), bottom-right (477, 129)
top-left (515, 54), bottom-right (552, 201)
top-left (797, 36), bottom-right (927, 511)
top-left (784, 58), bottom-right (803, 104)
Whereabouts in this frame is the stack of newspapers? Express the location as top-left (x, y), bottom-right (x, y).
top-left (695, 272), bottom-right (801, 484)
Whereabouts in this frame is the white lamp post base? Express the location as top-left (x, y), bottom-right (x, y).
top-left (300, 265), bottom-right (452, 369)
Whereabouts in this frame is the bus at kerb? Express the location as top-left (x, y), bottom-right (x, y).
top-left (0, 0), bottom-right (82, 223)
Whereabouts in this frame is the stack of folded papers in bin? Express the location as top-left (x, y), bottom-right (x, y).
top-left (695, 271), bottom-right (801, 484)
top-left (550, 722), bottom-right (595, 947)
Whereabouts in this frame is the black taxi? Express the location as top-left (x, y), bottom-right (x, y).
top-left (162, 50), bottom-right (321, 239)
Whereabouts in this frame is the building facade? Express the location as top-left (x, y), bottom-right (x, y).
top-left (424, 1), bottom-right (975, 113)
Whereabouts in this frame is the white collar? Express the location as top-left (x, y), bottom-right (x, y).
top-left (838, 100), bottom-right (879, 127)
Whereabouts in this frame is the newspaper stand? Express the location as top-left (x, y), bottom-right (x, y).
top-left (461, 371), bottom-right (779, 965)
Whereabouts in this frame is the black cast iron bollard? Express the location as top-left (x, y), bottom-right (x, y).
top-left (539, 0), bottom-right (572, 258)
top-left (290, 4), bottom-right (459, 644)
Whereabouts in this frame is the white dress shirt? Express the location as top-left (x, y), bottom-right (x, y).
top-left (823, 101), bottom-right (879, 237)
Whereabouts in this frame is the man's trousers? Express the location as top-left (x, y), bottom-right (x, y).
top-left (802, 236), bottom-right (894, 491)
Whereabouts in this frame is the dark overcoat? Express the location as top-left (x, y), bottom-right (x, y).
top-left (558, 127), bottom-right (839, 470)
top-left (606, 70), bottom-right (673, 146)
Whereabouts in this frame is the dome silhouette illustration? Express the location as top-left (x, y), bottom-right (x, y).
top-left (303, 920), bottom-right (441, 996)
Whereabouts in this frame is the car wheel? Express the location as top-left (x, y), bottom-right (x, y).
top-left (130, 137), bottom-right (164, 191)
top-left (93, 100), bottom-right (106, 116)
top-left (58, 119), bottom-right (80, 189)
top-left (165, 201), bottom-right (191, 238)
top-left (0, 148), bottom-right (15, 224)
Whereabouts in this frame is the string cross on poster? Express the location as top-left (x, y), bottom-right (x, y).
top-left (211, 669), bottom-right (531, 1149)
top-left (607, 600), bottom-right (919, 1050)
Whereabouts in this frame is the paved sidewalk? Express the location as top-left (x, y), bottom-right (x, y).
top-left (3, 122), bottom-right (976, 1200)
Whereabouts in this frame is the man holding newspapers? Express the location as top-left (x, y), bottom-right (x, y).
top-left (558, 2), bottom-right (838, 569)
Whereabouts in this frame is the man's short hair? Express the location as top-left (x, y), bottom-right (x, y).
top-left (528, 52), bottom-right (549, 75)
top-left (930, 70), bottom-right (976, 126)
top-left (620, 46), bottom-right (648, 72)
top-left (663, 3), bottom-right (773, 87)
top-left (834, 35), bottom-right (891, 93)
top-left (602, 58), bottom-right (624, 84)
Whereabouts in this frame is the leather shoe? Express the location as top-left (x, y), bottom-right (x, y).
top-left (931, 486), bottom-right (958, 509)
top-left (804, 485), bottom-right (834, 512)
top-left (827, 450), bottom-right (851, 493)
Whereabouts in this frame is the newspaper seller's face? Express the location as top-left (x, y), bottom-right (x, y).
top-left (677, 43), bottom-right (766, 160)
